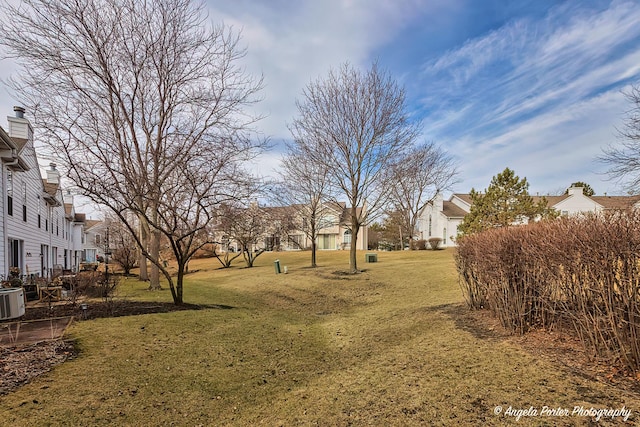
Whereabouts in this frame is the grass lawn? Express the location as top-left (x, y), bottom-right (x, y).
top-left (1, 250), bottom-right (639, 426)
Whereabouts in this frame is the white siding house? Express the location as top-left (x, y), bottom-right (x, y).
top-left (82, 219), bottom-right (106, 263)
top-left (1, 107), bottom-right (87, 278)
top-left (416, 193), bottom-right (467, 248)
top-left (417, 186), bottom-right (640, 247)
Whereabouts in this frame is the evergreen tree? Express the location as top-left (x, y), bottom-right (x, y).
top-left (458, 168), bottom-right (557, 235)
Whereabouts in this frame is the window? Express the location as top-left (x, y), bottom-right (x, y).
top-left (23, 205), bottom-right (27, 222)
top-left (318, 234), bottom-right (336, 250)
top-left (443, 228), bottom-right (447, 245)
top-left (9, 238), bottom-right (23, 270)
top-left (95, 234), bottom-right (101, 246)
top-left (45, 219), bottom-right (48, 231)
top-left (288, 234), bottom-right (304, 249)
top-left (343, 229), bottom-right (352, 245)
top-left (561, 210), bottom-right (569, 217)
top-left (38, 214), bottom-right (41, 228)
top-left (428, 215), bottom-right (432, 237)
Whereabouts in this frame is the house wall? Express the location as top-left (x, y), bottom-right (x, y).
top-left (2, 112), bottom-right (85, 277)
top-left (417, 194), bottom-right (465, 248)
top-left (553, 187), bottom-right (602, 216)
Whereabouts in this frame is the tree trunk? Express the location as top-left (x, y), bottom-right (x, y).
top-left (173, 267), bottom-right (184, 305)
top-left (138, 216), bottom-right (149, 281)
top-left (311, 240), bottom-right (317, 268)
top-left (349, 226), bottom-right (359, 273)
top-left (148, 230), bottom-right (161, 290)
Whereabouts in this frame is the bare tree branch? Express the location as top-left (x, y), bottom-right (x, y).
top-left (1, 0), bottom-right (265, 303)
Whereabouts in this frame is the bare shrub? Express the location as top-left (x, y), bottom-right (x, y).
top-left (427, 237), bottom-right (442, 250)
top-left (410, 239), bottom-right (427, 250)
top-left (455, 212), bottom-right (640, 373)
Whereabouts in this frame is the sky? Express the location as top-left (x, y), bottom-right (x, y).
top-left (1, 0), bottom-right (640, 199)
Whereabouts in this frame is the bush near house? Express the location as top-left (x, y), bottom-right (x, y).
top-left (427, 237), bottom-right (442, 250)
top-left (455, 211), bottom-right (640, 373)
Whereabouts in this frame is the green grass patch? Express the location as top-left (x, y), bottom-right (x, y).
top-left (2, 250), bottom-right (638, 426)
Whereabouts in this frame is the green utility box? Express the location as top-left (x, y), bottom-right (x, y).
top-left (365, 253), bottom-right (377, 263)
top-left (274, 259), bottom-right (281, 274)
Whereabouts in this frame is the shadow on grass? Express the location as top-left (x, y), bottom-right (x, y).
top-left (24, 300), bottom-right (234, 322)
top-left (415, 302), bottom-right (508, 341)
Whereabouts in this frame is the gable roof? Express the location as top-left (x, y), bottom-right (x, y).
top-left (84, 219), bottom-right (103, 231)
top-left (591, 195), bottom-right (640, 210)
top-left (442, 201), bottom-right (467, 218)
top-left (448, 191), bottom-right (640, 216)
top-left (532, 195), bottom-right (569, 206)
top-left (453, 194), bottom-right (473, 206)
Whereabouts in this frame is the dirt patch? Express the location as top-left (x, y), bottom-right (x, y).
top-left (21, 300), bottom-right (232, 321)
top-left (0, 340), bottom-right (76, 396)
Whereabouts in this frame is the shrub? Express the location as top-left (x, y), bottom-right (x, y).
top-left (411, 239), bottom-right (427, 250)
top-left (428, 237), bottom-right (442, 250)
top-left (455, 211), bottom-right (640, 373)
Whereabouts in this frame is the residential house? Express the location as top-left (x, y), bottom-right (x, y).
top-left (416, 193), bottom-right (468, 248)
top-left (218, 201), bottom-right (368, 252)
top-left (82, 219), bottom-right (106, 263)
top-left (315, 202), bottom-right (367, 251)
top-left (417, 186), bottom-right (640, 247)
top-left (1, 107), bottom-right (87, 278)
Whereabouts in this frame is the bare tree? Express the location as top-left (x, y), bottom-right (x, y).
top-left (275, 146), bottom-right (333, 267)
top-left (210, 242), bottom-right (243, 268)
top-left (217, 203), bottom-right (268, 268)
top-left (385, 142), bottom-right (458, 248)
top-left (1, 0), bottom-right (264, 304)
top-left (106, 216), bottom-right (139, 276)
top-left (290, 62), bottom-right (419, 273)
top-left (601, 85), bottom-right (640, 192)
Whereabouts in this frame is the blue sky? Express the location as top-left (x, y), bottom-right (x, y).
top-left (2, 0), bottom-right (640, 197)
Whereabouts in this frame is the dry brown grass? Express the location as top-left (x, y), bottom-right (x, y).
top-left (1, 250), bottom-right (639, 426)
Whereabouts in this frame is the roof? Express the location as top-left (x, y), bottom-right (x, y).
top-left (42, 180), bottom-right (58, 197)
top-left (11, 137), bottom-right (28, 152)
top-left (85, 219), bottom-right (103, 230)
top-left (442, 201), bottom-right (467, 218)
top-left (452, 194), bottom-right (473, 206)
top-left (532, 195), bottom-right (569, 206)
top-left (340, 206), bottom-right (362, 225)
top-left (591, 195), bottom-right (640, 210)
top-left (74, 213), bottom-right (86, 222)
top-left (448, 192), bottom-right (640, 216)
top-left (42, 180), bottom-right (61, 206)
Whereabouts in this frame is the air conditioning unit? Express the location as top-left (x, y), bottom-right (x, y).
top-left (0, 288), bottom-right (25, 320)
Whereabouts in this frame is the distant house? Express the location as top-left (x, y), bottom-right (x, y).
top-left (82, 220), bottom-right (106, 263)
top-left (417, 186), bottom-right (640, 247)
top-left (217, 201), bottom-right (368, 252)
top-left (264, 201), bottom-right (367, 251)
top-left (315, 202), bottom-right (367, 251)
top-left (416, 193), bottom-right (468, 248)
